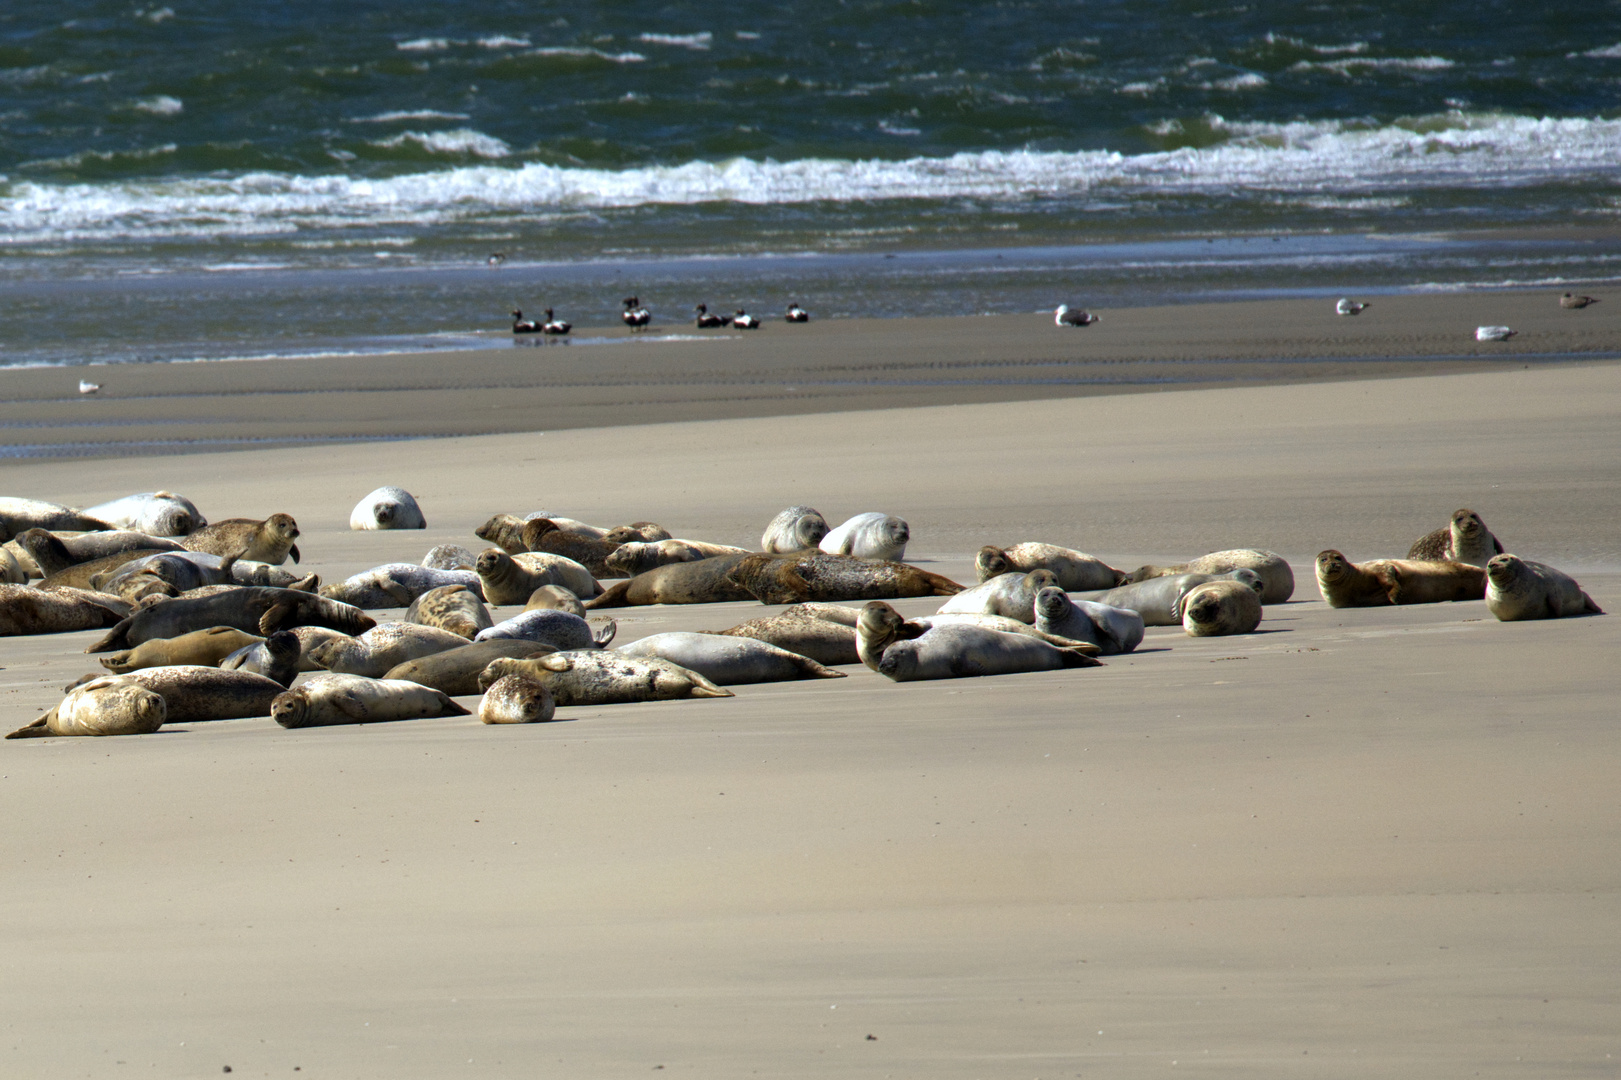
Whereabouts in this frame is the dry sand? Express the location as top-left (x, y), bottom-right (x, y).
top-left (2, 294), bottom-right (1619, 1078)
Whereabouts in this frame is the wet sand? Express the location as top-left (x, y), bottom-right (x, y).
top-left (1, 298), bottom-right (1618, 1077)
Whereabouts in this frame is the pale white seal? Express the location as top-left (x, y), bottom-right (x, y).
top-left (1031, 587), bottom-right (1144, 655)
top-left (1181, 580), bottom-right (1263, 636)
top-left (479, 674), bottom-right (557, 724)
top-left (618, 632), bottom-right (846, 684)
top-left (819, 512), bottom-right (909, 561)
top-left (934, 569), bottom-right (1059, 623)
top-left (6, 677), bottom-right (165, 739)
top-left (1484, 554), bottom-right (1603, 621)
top-left (350, 486), bottom-right (426, 530)
top-left (82, 492), bottom-right (205, 537)
top-left (761, 506), bottom-right (829, 553)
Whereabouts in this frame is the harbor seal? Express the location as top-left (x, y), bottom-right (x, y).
top-left (307, 622), bottom-right (471, 678)
top-left (6, 677), bottom-right (165, 739)
top-left (1407, 509), bottom-right (1506, 566)
top-left (1128, 549), bottom-right (1294, 604)
top-left (182, 514), bottom-right (301, 565)
top-left (272, 674), bottom-right (470, 728)
top-left (320, 563), bottom-right (484, 609)
top-left (6, 528), bottom-right (185, 578)
top-left (290, 626), bottom-right (353, 671)
top-left (524, 585), bottom-right (585, 616)
top-left (478, 652), bottom-right (733, 705)
top-left (86, 586), bottom-right (374, 652)
top-left (1182, 580), bottom-right (1263, 636)
top-left (66, 665), bottom-right (285, 723)
top-left (975, 543), bottom-right (1126, 591)
top-left (97, 551), bottom-right (315, 599)
top-left (1314, 550), bottom-right (1485, 607)
top-left (761, 506), bottom-right (829, 553)
top-left (1072, 569), bottom-right (1263, 626)
top-left (856, 601), bottom-right (1099, 681)
top-left (32, 540), bottom-right (181, 592)
top-left (618, 632), bottom-right (846, 684)
top-left (1031, 587), bottom-right (1144, 655)
top-left (818, 512), bottom-right (909, 562)
top-left (384, 639), bottom-right (558, 696)
top-left (406, 584), bottom-right (494, 639)
top-left (604, 539), bottom-right (754, 577)
top-left (218, 630), bottom-right (302, 686)
top-left (422, 544), bottom-right (478, 571)
top-left (906, 612), bottom-right (1103, 653)
top-left (1484, 554), bottom-right (1603, 621)
top-left (602, 522), bottom-right (673, 544)
top-left (83, 492), bottom-right (205, 537)
top-left (479, 674), bottom-right (557, 724)
top-left (0, 545), bottom-right (25, 585)
top-left (476, 514), bottom-right (536, 554)
top-left (725, 551), bottom-right (962, 605)
top-left (518, 520), bottom-right (621, 577)
top-left (712, 604), bottom-right (861, 666)
top-left (350, 486), bottom-right (426, 530)
top-left (474, 609), bottom-right (616, 650)
top-left (583, 552), bottom-right (756, 609)
top-left (0, 584), bottom-right (129, 636)
top-left (475, 549), bottom-right (601, 605)
top-left (0, 497), bottom-right (114, 535)
top-left (934, 570), bottom-right (1059, 623)
top-left (99, 625), bottom-right (265, 673)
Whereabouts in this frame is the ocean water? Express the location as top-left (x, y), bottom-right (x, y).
top-left (2, 0), bottom-right (1620, 367)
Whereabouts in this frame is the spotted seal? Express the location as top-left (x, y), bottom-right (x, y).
top-left (1407, 509), bottom-right (1505, 566)
top-left (422, 544), bottom-right (478, 571)
top-left (0, 584), bottom-right (129, 637)
top-left (1072, 569), bottom-right (1263, 626)
top-left (1128, 549), bottom-right (1294, 604)
top-left (85, 586), bottom-right (374, 652)
top-left (604, 539), bottom-right (754, 577)
top-left (524, 585), bottom-right (585, 616)
top-left (1182, 580), bottom-right (1263, 636)
top-left (818, 512), bottom-right (909, 562)
top-left (308, 622), bottom-right (471, 678)
top-left (725, 551), bottom-right (962, 605)
top-left (1314, 550), bottom-right (1485, 607)
top-left (63, 664), bottom-right (285, 723)
top-left (618, 632), bottom-right (846, 684)
top-left (478, 652), bottom-right (733, 705)
top-left (406, 584), bottom-right (494, 639)
top-left (934, 569), bottom-right (1059, 623)
top-left (474, 609), bottom-right (616, 650)
top-left (350, 486), bottom-right (426, 530)
top-left (760, 506), bottom-right (829, 554)
top-left (479, 674), bottom-right (557, 724)
top-left (182, 514), bottom-right (301, 565)
top-left (1484, 554), bottom-right (1603, 621)
top-left (475, 549), bottom-right (601, 605)
top-left (6, 677), bottom-right (165, 739)
top-left (99, 625), bottom-right (265, 673)
top-left (83, 492), bottom-right (205, 537)
top-left (711, 604), bottom-right (861, 666)
top-left (975, 543), bottom-right (1126, 591)
top-left (320, 564), bottom-right (484, 608)
top-left (272, 674), bottom-right (470, 728)
top-left (383, 639), bottom-right (558, 696)
top-left (518, 519), bottom-right (621, 577)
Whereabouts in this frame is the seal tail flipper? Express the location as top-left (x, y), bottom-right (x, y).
top-left (259, 601), bottom-right (295, 635)
top-left (590, 618), bottom-right (617, 647)
top-left (922, 571), bottom-right (964, 596)
top-left (582, 579), bottom-right (631, 610)
top-left (291, 573), bottom-right (320, 592)
top-left (437, 694), bottom-right (472, 717)
top-left (5, 715), bottom-right (51, 739)
top-left (381, 579), bottom-right (415, 606)
top-left (85, 616), bottom-right (135, 653)
top-left (219, 548), bottom-right (243, 582)
top-left (1584, 593), bottom-right (1605, 615)
top-left (1059, 648), bottom-right (1104, 668)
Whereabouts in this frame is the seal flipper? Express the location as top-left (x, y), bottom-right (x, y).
top-left (85, 615), bottom-right (135, 653)
top-left (1058, 648), bottom-right (1104, 668)
top-left (582, 579), bottom-right (632, 610)
top-left (290, 573), bottom-right (320, 593)
top-left (380, 579), bottom-right (415, 606)
top-left (590, 618), bottom-right (617, 647)
top-left (258, 600), bottom-right (295, 635)
top-left (5, 714), bottom-right (51, 739)
top-left (920, 569), bottom-right (965, 596)
top-left (217, 549), bottom-right (243, 584)
top-left (1584, 593), bottom-right (1605, 615)
top-left (289, 544), bottom-right (300, 565)
top-left (436, 692), bottom-right (472, 716)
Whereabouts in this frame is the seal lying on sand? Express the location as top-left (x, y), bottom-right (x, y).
top-left (1031, 587), bottom-right (1144, 655)
top-left (935, 570), bottom-right (1059, 623)
top-left (219, 630), bottom-right (302, 686)
top-left (975, 543), bottom-right (1126, 591)
top-left (99, 625), bottom-right (265, 673)
top-left (308, 622), bottom-right (471, 678)
top-left (422, 544), bottom-right (478, 571)
top-left (33, 542), bottom-right (184, 592)
top-left (618, 632), bottom-right (846, 684)
top-left (384, 639), bottom-right (558, 696)
top-left (7, 528), bottom-right (184, 578)
top-left (518, 520), bottom-right (622, 577)
top-left (819, 513), bottom-right (909, 562)
top-left (350, 486), bottom-right (426, 530)
top-left (1128, 549), bottom-right (1294, 604)
top-left (83, 492), bottom-right (205, 537)
top-left (0, 584), bottom-right (129, 637)
top-left (320, 564), bottom-right (484, 608)
top-left (524, 585), bottom-right (585, 616)
top-left (182, 514), bottom-right (301, 565)
top-left (475, 609), bottom-right (616, 650)
top-left (1315, 550), bottom-right (1485, 607)
top-left (604, 539), bottom-right (754, 577)
top-left (475, 549), bottom-right (601, 605)
top-left (761, 506), bottom-right (829, 554)
top-left (272, 674), bottom-right (468, 728)
top-left (1484, 554), bottom-right (1603, 621)
top-left (479, 652), bottom-right (732, 705)
top-left (63, 665), bottom-right (285, 723)
top-left (1072, 569), bottom-right (1263, 626)
top-left (86, 586), bottom-right (374, 652)
top-left (97, 551), bottom-right (316, 599)
top-left (601, 521), bottom-right (672, 544)
top-left (725, 551), bottom-right (962, 605)
top-left (1182, 580), bottom-right (1263, 636)
top-left (1407, 509), bottom-right (1505, 566)
top-left (406, 584), bottom-right (493, 639)
top-left (479, 674), bottom-right (556, 724)
top-left (7, 677), bottom-right (165, 739)
top-left (0, 497), bottom-right (114, 535)
top-left (906, 613), bottom-right (1103, 652)
top-left (584, 553), bottom-right (756, 609)
top-left (711, 604), bottom-right (860, 666)
top-left (856, 601), bottom-right (1099, 682)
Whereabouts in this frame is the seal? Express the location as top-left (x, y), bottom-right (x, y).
top-left (856, 601), bottom-right (1099, 682)
top-left (475, 514), bottom-right (534, 554)
top-left (760, 506), bottom-right (829, 554)
top-left (5, 528), bottom-right (185, 578)
top-left (30, 538), bottom-right (182, 592)
top-left (384, 639), bottom-right (558, 696)
top-left (64, 665), bottom-right (285, 723)
top-left (906, 612), bottom-right (1104, 652)
top-left (83, 492), bottom-right (205, 537)
top-left (583, 552), bottom-right (756, 609)
top-left (604, 539), bottom-right (754, 577)
top-left (725, 551), bottom-right (963, 605)
top-left (475, 609), bottom-right (617, 650)
top-left (818, 512), bottom-right (909, 562)
top-left (320, 563), bottom-right (485, 608)
top-left (422, 544), bottom-right (478, 571)
top-left (406, 584), bottom-right (494, 639)
top-left (1072, 569), bottom-right (1263, 626)
top-left (0, 497), bottom-right (115, 535)
top-left (1314, 550), bottom-right (1485, 607)
top-left (218, 630), bottom-right (302, 687)
top-left (478, 652), bottom-right (734, 705)
top-left (1182, 580), bottom-right (1263, 636)
top-left (518, 519), bottom-right (622, 577)
top-left (618, 632), bottom-right (847, 684)
top-left (602, 522), bottom-right (673, 544)
top-left (712, 604), bottom-right (861, 666)
top-left (308, 622), bottom-right (472, 678)
top-left (934, 570), bottom-right (1059, 623)
top-left (1031, 587), bottom-right (1144, 655)
top-left (6, 677), bottom-right (165, 739)
top-left (0, 545), bottom-right (26, 585)
top-left (97, 551), bottom-right (316, 600)
top-left (85, 586), bottom-right (375, 652)
top-left (975, 543), bottom-right (1126, 591)
top-left (1127, 549), bottom-right (1294, 604)
top-left (289, 626), bottom-right (353, 671)
top-left (524, 585), bottom-right (585, 616)
top-left (1484, 554), bottom-right (1603, 621)
top-left (474, 549), bottom-right (601, 605)
top-left (1407, 509), bottom-right (1505, 566)
top-left (350, 486), bottom-right (426, 530)
top-left (99, 625), bottom-right (265, 674)
top-left (182, 514), bottom-right (301, 565)
top-left (272, 674), bottom-right (470, 728)
top-left (479, 674), bottom-right (557, 724)
top-left (0, 584), bottom-right (129, 637)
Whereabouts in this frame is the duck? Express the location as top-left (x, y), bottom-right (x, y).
top-left (732, 309), bottom-right (761, 329)
top-left (1559, 292), bottom-right (1598, 309)
top-left (78, 379), bottom-right (101, 395)
top-left (541, 308), bottom-right (572, 336)
top-left (785, 302), bottom-right (809, 323)
top-left (622, 297), bottom-right (651, 331)
top-left (511, 309), bottom-right (542, 334)
top-left (1335, 298), bottom-right (1369, 316)
top-left (1475, 325), bottom-right (1517, 342)
top-left (694, 303), bottom-right (731, 329)
top-left (1054, 304), bottom-right (1099, 327)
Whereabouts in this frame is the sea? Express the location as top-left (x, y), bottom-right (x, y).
top-left (2, 0), bottom-right (1620, 368)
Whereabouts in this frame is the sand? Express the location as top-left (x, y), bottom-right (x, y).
top-left (2, 294), bottom-right (1619, 1078)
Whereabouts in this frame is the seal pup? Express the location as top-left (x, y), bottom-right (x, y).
top-left (1072, 569), bottom-right (1263, 626)
top-left (6, 678), bottom-right (165, 739)
top-left (604, 539), bottom-right (754, 577)
top-left (1335, 298), bottom-right (1369, 315)
top-left (67, 665), bottom-right (285, 724)
top-left (0, 497), bottom-right (114, 535)
top-left (1476, 325), bottom-right (1516, 341)
top-left (86, 586), bottom-right (374, 652)
top-left (1407, 509), bottom-right (1505, 566)
top-left (618, 632), bottom-right (846, 684)
top-left (819, 512), bottom-right (909, 562)
top-left (0, 584), bottom-right (129, 637)
top-left (1182, 581), bottom-right (1263, 636)
top-left (761, 506), bottom-right (829, 553)
top-left (272, 674), bottom-right (470, 729)
top-left (384, 639), bottom-right (558, 696)
top-left (1127, 549), bottom-right (1294, 604)
top-left (856, 601), bottom-right (1099, 682)
top-left (308, 622), bottom-right (471, 678)
top-left (478, 652), bottom-right (733, 705)
top-left (422, 544), bottom-right (478, 571)
top-left (475, 549), bottom-right (601, 605)
top-left (583, 552), bottom-right (756, 609)
top-left (524, 585), bottom-right (585, 617)
top-left (99, 625), bottom-right (265, 674)
top-left (475, 609), bottom-right (616, 650)
top-left (602, 521), bottom-right (672, 544)
top-left (83, 492), bottom-right (205, 536)
top-left (518, 519), bottom-right (621, 577)
top-left (350, 486), bottom-right (426, 530)
top-left (1054, 304), bottom-right (1099, 327)
top-left (711, 604), bottom-right (861, 666)
top-left (976, 543), bottom-right (1126, 591)
top-left (219, 630), bottom-right (302, 687)
top-left (726, 551), bottom-right (962, 606)
top-left (935, 570), bottom-right (1060, 623)
top-left (1484, 554), bottom-right (1603, 621)
top-left (1559, 292), bottom-right (1598, 309)
top-left (479, 674), bottom-right (557, 724)
top-left (320, 563), bottom-right (484, 608)
top-left (182, 514), bottom-right (301, 565)
top-left (1314, 550), bottom-right (1485, 607)
top-left (407, 584), bottom-right (494, 639)
top-left (1031, 587), bottom-right (1144, 655)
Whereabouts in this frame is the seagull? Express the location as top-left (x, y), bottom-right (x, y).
top-left (1559, 292), bottom-right (1598, 309)
top-left (541, 308), bottom-right (571, 336)
top-left (78, 379), bottom-right (101, 395)
top-left (1055, 304), bottom-right (1099, 327)
top-left (732, 309), bottom-right (761, 329)
top-left (511, 309), bottom-right (542, 334)
top-left (1336, 298), bottom-right (1370, 315)
top-left (1476, 325), bottom-right (1517, 342)
top-left (694, 303), bottom-right (730, 329)
top-left (622, 297), bottom-right (651, 331)
top-left (487, 252), bottom-right (507, 267)
top-left (785, 302), bottom-right (809, 323)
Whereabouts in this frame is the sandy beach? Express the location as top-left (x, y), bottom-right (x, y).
top-left (2, 294), bottom-right (1618, 1078)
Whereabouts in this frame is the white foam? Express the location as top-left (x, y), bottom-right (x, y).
top-left (133, 95), bottom-right (184, 116)
top-left (1578, 42), bottom-right (1621, 59)
top-left (397, 37), bottom-right (453, 52)
top-left (477, 35), bottom-right (530, 49)
top-left (350, 110), bottom-right (472, 123)
top-left (372, 129), bottom-right (512, 158)
top-left (1291, 56), bottom-right (1455, 75)
top-left (637, 32), bottom-right (713, 50)
top-left (524, 47), bottom-right (645, 63)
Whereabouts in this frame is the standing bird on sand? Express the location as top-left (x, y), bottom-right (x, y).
top-left (1336, 298), bottom-right (1369, 315)
top-left (1560, 292), bottom-right (1598, 309)
top-left (785, 302), bottom-right (809, 323)
top-left (78, 379), bottom-right (102, 395)
top-left (694, 303), bottom-right (731, 328)
top-left (622, 297), bottom-right (651, 331)
top-left (511, 309), bottom-right (542, 334)
top-left (1055, 304), bottom-right (1099, 327)
top-left (732, 309), bottom-right (761, 329)
top-left (541, 308), bottom-right (571, 337)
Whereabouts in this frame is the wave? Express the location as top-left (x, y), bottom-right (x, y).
top-left (370, 129), bottom-right (512, 158)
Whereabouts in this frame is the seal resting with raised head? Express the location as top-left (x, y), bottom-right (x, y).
top-left (219, 630), bottom-right (302, 686)
top-left (1315, 550), bottom-right (1485, 608)
top-left (479, 652), bottom-right (733, 705)
top-left (855, 601), bottom-right (1099, 682)
top-left (1031, 587), bottom-right (1144, 655)
top-left (934, 569), bottom-right (1059, 623)
top-left (1407, 509), bottom-right (1505, 566)
top-left (479, 674), bottom-right (557, 724)
top-left (818, 512), bottom-right (910, 562)
top-left (7, 677), bottom-right (165, 739)
top-left (182, 514), bottom-right (301, 565)
top-left (99, 625), bottom-right (265, 674)
top-left (975, 543), bottom-right (1126, 592)
top-left (272, 674), bottom-right (469, 728)
top-left (618, 632), bottom-right (846, 684)
top-left (1484, 554), bottom-right (1603, 621)
top-left (475, 549), bottom-right (601, 605)
top-left (1181, 580), bottom-right (1263, 636)
top-left (1128, 549), bottom-right (1294, 604)
top-left (725, 551), bottom-right (961, 606)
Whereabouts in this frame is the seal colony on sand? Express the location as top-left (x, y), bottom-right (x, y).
top-left (1484, 555), bottom-right (1602, 620)
top-left (1314, 550), bottom-right (1486, 608)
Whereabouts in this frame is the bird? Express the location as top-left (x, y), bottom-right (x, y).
top-left (785, 302), bottom-right (809, 323)
top-left (78, 379), bottom-right (101, 395)
top-left (621, 297), bottom-right (651, 331)
top-left (487, 252), bottom-right (507, 267)
top-left (541, 308), bottom-right (571, 336)
top-left (732, 309), bottom-right (761, 329)
top-left (694, 303), bottom-right (730, 329)
top-left (1054, 304), bottom-right (1099, 327)
top-left (1476, 325), bottom-right (1517, 342)
top-left (1559, 292), bottom-right (1598, 309)
top-left (1336, 298), bottom-right (1370, 316)
top-left (511, 309), bottom-right (542, 334)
